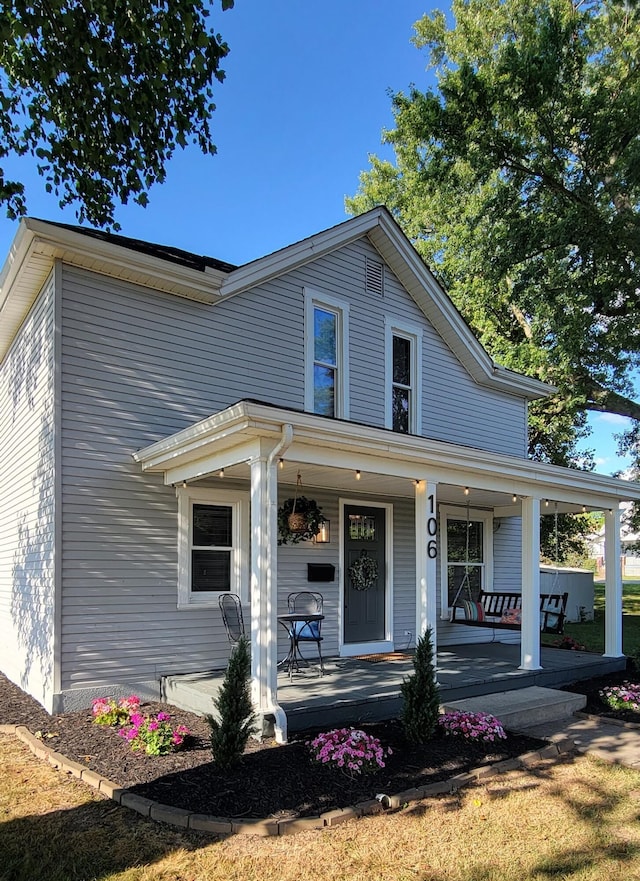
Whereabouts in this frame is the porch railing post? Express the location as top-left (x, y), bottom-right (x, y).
top-left (604, 505), bottom-right (624, 658)
top-left (415, 480), bottom-right (438, 665)
top-left (250, 452), bottom-right (285, 740)
top-left (520, 495), bottom-right (542, 671)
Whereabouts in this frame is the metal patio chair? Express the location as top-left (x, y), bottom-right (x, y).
top-left (286, 591), bottom-right (324, 674)
top-left (219, 593), bottom-right (246, 644)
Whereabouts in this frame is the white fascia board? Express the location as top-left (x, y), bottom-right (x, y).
top-left (163, 438), bottom-right (262, 485)
top-left (0, 219), bottom-right (32, 307)
top-left (25, 219), bottom-right (227, 299)
top-left (1, 218), bottom-right (231, 361)
top-left (218, 209), bottom-right (386, 299)
top-left (220, 207), bottom-right (552, 401)
top-left (132, 402), bottom-right (282, 471)
top-left (369, 214), bottom-right (553, 401)
top-left (134, 400), bottom-right (640, 508)
top-left (0, 224), bottom-right (43, 361)
top-left (2, 218), bottom-right (227, 312)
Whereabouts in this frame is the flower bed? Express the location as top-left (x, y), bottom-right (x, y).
top-left (0, 673), bottom-right (543, 820)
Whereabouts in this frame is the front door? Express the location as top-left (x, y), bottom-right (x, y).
top-left (343, 505), bottom-right (386, 644)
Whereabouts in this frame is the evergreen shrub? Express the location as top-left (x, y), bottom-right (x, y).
top-left (207, 636), bottom-right (257, 768)
top-left (400, 627), bottom-right (441, 744)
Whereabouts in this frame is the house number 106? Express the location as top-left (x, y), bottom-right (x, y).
top-left (427, 494), bottom-right (438, 559)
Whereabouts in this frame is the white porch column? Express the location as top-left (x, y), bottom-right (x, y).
top-left (250, 454), bottom-right (286, 741)
top-left (520, 495), bottom-right (542, 671)
top-left (415, 480), bottom-right (438, 665)
top-left (604, 506), bottom-right (624, 658)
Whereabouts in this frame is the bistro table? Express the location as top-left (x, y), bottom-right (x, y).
top-left (277, 612), bottom-right (324, 679)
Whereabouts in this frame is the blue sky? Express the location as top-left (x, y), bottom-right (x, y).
top-left (0, 0), bottom-right (633, 474)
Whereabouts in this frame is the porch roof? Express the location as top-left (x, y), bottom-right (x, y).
top-left (133, 400), bottom-right (640, 513)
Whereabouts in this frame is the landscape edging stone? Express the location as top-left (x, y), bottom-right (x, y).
top-left (1, 726), bottom-right (577, 837)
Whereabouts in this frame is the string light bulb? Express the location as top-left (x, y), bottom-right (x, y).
top-left (463, 486), bottom-right (470, 496)
top-left (219, 468), bottom-right (225, 479)
top-left (512, 494), bottom-right (517, 504)
top-left (355, 470), bottom-right (361, 481)
top-left (278, 458), bottom-right (284, 470)
top-left (182, 481), bottom-right (187, 489)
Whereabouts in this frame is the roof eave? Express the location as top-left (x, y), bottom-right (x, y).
top-left (221, 207), bottom-right (553, 401)
top-left (0, 218), bottom-right (232, 362)
top-left (134, 401), bottom-right (640, 507)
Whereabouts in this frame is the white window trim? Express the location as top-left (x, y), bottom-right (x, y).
top-left (177, 486), bottom-right (249, 609)
top-left (439, 504), bottom-right (494, 619)
top-left (304, 287), bottom-right (350, 419)
top-left (384, 318), bottom-right (423, 434)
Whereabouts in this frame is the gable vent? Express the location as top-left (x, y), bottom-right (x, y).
top-left (365, 257), bottom-right (384, 296)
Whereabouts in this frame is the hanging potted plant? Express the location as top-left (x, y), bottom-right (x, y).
top-left (278, 473), bottom-right (326, 545)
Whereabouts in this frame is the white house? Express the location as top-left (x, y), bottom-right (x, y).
top-left (1, 207), bottom-right (638, 738)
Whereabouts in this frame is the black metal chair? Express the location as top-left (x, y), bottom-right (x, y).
top-left (287, 591), bottom-right (324, 674)
top-left (219, 593), bottom-right (246, 644)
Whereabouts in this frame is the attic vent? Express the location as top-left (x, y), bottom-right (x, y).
top-left (365, 257), bottom-right (384, 296)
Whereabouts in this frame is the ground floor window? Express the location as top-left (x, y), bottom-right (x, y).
top-left (439, 506), bottom-right (493, 616)
top-left (177, 487), bottom-right (248, 608)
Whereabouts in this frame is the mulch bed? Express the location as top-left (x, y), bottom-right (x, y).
top-left (2, 668), bottom-right (638, 821)
top-left (0, 672), bottom-right (547, 820)
top-left (560, 667), bottom-right (640, 724)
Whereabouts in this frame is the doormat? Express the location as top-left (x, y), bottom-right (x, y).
top-left (352, 651), bottom-right (412, 663)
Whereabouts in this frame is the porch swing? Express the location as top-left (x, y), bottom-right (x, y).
top-left (450, 499), bottom-right (568, 634)
top-left (448, 498), bottom-right (478, 622)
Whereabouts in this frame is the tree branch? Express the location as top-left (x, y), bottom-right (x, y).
top-left (509, 302), bottom-right (533, 340)
top-left (585, 382), bottom-right (640, 421)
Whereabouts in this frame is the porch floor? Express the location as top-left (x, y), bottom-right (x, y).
top-left (161, 642), bottom-right (626, 732)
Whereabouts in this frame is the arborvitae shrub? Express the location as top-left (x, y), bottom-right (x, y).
top-left (207, 637), bottom-right (257, 769)
top-left (400, 627), bottom-right (441, 744)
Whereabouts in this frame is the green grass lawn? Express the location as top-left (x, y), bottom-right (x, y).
top-left (542, 580), bottom-right (640, 656)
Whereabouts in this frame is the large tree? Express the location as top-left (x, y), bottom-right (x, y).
top-left (348, 0), bottom-right (640, 491)
top-left (0, 0), bottom-right (233, 228)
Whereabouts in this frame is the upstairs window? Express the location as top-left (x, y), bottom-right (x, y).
top-left (313, 306), bottom-right (338, 417)
top-left (392, 334), bottom-right (413, 433)
top-left (385, 320), bottom-right (422, 434)
top-left (305, 289), bottom-right (349, 419)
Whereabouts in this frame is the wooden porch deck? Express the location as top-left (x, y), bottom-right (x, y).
top-left (162, 643), bottom-right (626, 732)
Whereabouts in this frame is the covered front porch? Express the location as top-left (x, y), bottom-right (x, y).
top-left (162, 642), bottom-right (625, 732)
top-left (135, 400), bottom-right (640, 742)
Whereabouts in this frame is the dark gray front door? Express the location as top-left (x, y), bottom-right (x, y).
top-left (344, 505), bottom-right (386, 644)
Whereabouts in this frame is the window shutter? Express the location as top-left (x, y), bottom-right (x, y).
top-left (365, 257), bottom-right (384, 296)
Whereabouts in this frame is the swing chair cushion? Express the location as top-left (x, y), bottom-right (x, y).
top-left (500, 608), bottom-right (521, 626)
top-left (462, 600), bottom-right (485, 622)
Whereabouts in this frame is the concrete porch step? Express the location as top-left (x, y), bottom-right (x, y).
top-left (162, 672), bottom-right (221, 717)
top-left (442, 685), bottom-right (586, 732)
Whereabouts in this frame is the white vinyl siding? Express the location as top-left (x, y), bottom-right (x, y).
top-left (0, 275), bottom-right (56, 709)
top-left (296, 239), bottom-right (527, 455)
top-left (56, 233), bottom-right (529, 694)
top-left (493, 516), bottom-right (523, 592)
